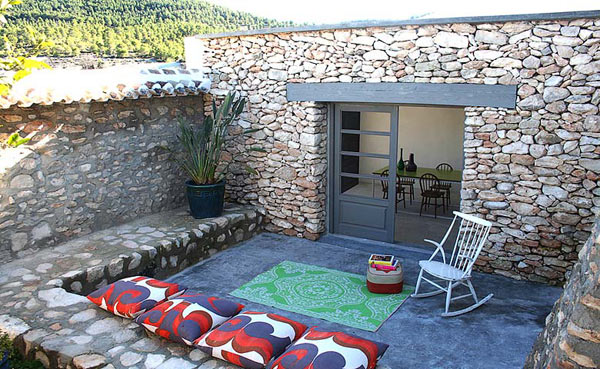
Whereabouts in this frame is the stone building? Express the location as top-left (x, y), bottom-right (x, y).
top-left (0, 10), bottom-right (598, 369)
top-left (186, 10), bottom-right (600, 285)
top-left (0, 66), bottom-right (209, 261)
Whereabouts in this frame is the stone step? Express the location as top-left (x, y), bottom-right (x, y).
top-left (0, 204), bottom-right (263, 368)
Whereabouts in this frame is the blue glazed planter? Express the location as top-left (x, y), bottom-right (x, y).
top-left (185, 180), bottom-right (225, 219)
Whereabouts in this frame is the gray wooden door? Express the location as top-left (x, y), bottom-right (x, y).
top-left (332, 104), bottom-right (398, 242)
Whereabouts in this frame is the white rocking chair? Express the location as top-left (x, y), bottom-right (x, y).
top-left (411, 211), bottom-right (493, 317)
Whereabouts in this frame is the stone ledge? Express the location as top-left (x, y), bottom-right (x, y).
top-left (0, 204), bottom-right (263, 369)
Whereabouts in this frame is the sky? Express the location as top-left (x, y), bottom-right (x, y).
top-left (205, 0), bottom-right (598, 24)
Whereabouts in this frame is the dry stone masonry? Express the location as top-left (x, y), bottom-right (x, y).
top-left (0, 96), bottom-right (204, 261)
top-left (193, 15), bottom-right (600, 284)
top-left (526, 218), bottom-right (600, 368)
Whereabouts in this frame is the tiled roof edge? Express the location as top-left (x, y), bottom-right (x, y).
top-left (0, 67), bottom-right (211, 109)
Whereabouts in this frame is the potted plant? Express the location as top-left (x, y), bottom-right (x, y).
top-left (169, 92), bottom-right (259, 219)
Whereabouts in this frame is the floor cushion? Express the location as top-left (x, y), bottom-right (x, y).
top-left (135, 293), bottom-right (244, 345)
top-left (267, 327), bottom-right (389, 369)
top-left (87, 276), bottom-right (186, 318)
top-left (194, 311), bottom-right (307, 369)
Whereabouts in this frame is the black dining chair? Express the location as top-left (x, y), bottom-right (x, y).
top-left (419, 173), bottom-right (445, 218)
top-left (435, 163), bottom-right (453, 208)
top-left (380, 169), bottom-right (406, 211)
top-left (397, 161), bottom-right (415, 204)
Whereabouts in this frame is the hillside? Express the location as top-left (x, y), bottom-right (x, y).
top-left (3, 0), bottom-right (293, 61)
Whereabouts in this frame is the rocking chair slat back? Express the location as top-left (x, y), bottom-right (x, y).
top-left (449, 212), bottom-right (492, 276)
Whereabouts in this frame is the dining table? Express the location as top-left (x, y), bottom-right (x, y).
top-left (371, 166), bottom-right (463, 196)
top-left (373, 166), bottom-right (463, 182)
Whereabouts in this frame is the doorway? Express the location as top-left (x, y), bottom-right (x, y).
top-left (393, 106), bottom-right (465, 247)
top-left (330, 103), bottom-right (465, 247)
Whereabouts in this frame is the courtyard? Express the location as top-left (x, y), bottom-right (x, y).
top-left (169, 232), bottom-right (562, 369)
top-left (0, 206), bottom-right (562, 368)
top-left (0, 8), bottom-right (599, 369)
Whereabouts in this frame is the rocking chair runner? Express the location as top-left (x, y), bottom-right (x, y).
top-left (411, 211), bottom-right (493, 317)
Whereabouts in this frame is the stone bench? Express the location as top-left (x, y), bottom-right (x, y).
top-left (0, 204), bottom-right (263, 369)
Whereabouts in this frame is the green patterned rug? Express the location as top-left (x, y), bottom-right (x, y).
top-left (230, 261), bottom-right (414, 331)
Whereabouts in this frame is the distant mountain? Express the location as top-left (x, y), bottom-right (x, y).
top-left (4, 0), bottom-right (293, 61)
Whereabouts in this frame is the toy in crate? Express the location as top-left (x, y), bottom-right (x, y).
top-left (367, 254), bottom-right (403, 294)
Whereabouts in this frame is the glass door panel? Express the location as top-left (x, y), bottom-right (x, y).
top-left (333, 104), bottom-right (398, 242)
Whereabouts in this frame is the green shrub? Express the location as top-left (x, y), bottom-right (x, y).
top-left (0, 334), bottom-right (44, 369)
top-left (6, 132), bottom-right (30, 147)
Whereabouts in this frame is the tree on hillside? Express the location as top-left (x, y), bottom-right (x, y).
top-left (2, 0), bottom-right (294, 61)
top-left (0, 0), bottom-right (52, 147)
top-left (0, 0), bottom-right (52, 96)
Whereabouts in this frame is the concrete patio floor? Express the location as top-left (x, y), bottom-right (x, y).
top-left (168, 232), bottom-right (562, 369)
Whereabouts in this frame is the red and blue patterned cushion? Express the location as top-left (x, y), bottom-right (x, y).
top-left (267, 327), bottom-right (389, 369)
top-left (194, 311), bottom-right (308, 369)
top-left (87, 276), bottom-right (186, 318)
top-left (134, 293), bottom-right (244, 345)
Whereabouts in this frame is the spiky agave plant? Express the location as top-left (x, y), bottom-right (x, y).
top-left (170, 92), bottom-right (261, 185)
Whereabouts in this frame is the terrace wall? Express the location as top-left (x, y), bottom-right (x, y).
top-left (193, 16), bottom-right (600, 284)
top-left (0, 96), bottom-right (204, 260)
top-left (526, 217), bottom-right (600, 368)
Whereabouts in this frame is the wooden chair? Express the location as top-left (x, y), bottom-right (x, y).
top-left (419, 173), bottom-right (445, 218)
top-left (380, 169), bottom-right (406, 211)
top-left (411, 211), bottom-right (493, 317)
top-left (435, 163), bottom-right (453, 207)
top-left (397, 161), bottom-right (415, 204)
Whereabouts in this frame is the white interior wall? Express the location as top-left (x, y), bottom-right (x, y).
top-left (358, 106), bottom-right (465, 177)
top-left (398, 106), bottom-right (464, 170)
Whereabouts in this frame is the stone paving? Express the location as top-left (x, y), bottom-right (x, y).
top-left (0, 204), bottom-right (263, 369)
top-left (169, 232), bottom-right (561, 369)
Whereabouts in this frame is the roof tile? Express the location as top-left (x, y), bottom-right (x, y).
top-left (0, 65), bottom-right (211, 109)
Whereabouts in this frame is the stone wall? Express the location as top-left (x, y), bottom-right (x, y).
top-left (0, 204), bottom-right (263, 369)
top-left (194, 16), bottom-right (600, 283)
top-left (203, 95), bottom-right (327, 240)
top-left (463, 106), bottom-right (598, 284)
top-left (525, 217), bottom-right (600, 368)
top-left (0, 95), bottom-right (204, 260)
